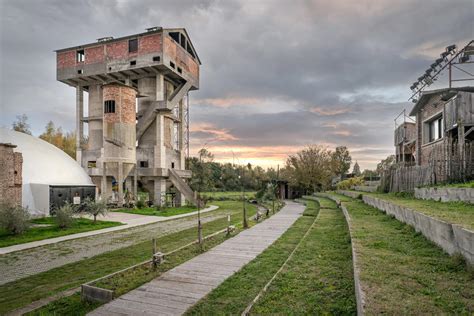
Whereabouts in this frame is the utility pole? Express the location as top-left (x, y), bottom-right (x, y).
top-left (242, 167), bottom-right (248, 228)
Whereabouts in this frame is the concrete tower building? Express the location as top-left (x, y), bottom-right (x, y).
top-left (55, 27), bottom-right (200, 206)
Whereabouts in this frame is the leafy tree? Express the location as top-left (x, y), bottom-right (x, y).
top-left (376, 155), bottom-right (396, 174)
top-left (331, 146), bottom-right (352, 177)
top-left (352, 161), bottom-right (361, 176)
top-left (83, 198), bottom-right (108, 223)
top-left (39, 121), bottom-right (76, 158)
top-left (285, 145), bottom-right (334, 192)
top-left (12, 114), bottom-right (32, 135)
top-left (362, 169), bottom-right (378, 178)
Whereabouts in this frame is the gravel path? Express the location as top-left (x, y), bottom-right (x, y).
top-left (0, 211), bottom-right (224, 286)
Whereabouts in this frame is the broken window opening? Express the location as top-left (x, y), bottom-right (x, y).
top-left (139, 161), bottom-right (149, 168)
top-left (87, 161), bottom-right (97, 168)
top-left (170, 61), bottom-right (175, 69)
top-left (130, 60), bottom-right (136, 66)
top-left (77, 49), bottom-right (85, 62)
top-left (104, 100), bottom-right (116, 114)
top-left (129, 39), bottom-right (138, 53)
top-left (153, 56), bottom-right (160, 62)
top-left (177, 67), bottom-right (182, 74)
top-left (77, 69), bottom-right (83, 74)
top-left (180, 33), bottom-right (186, 49)
top-left (171, 162), bottom-right (175, 169)
top-left (169, 32), bottom-right (180, 43)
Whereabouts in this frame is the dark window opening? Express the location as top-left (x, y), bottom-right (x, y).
top-left (88, 161), bottom-right (97, 168)
top-left (77, 49), bottom-right (85, 62)
top-left (428, 116), bottom-right (443, 143)
top-left (180, 34), bottom-right (186, 49)
top-left (104, 100), bottom-right (116, 113)
top-left (170, 61), bottom-right (175, 69)
top-left (169, 32), bottom-right (180, 43)
top-left (139, 161), bottom-right (149, 168)
top-left (108, 66), bottom-right (112, 71)
top-left (128, 39), bottom-right (138, 53)
top-left (14, 171), bottom-right (17, 175)
top-left (130, 60), bottom-right (136, 66)
top-left (177, 67), bottom-right (182, 74)
top-left (186, 45), bottom-right (196, 58)
top-left (153, 56), bottom-right (160, 62)
top-left (171, 162), bottom-right (175, 169)
top-left (77, 69), bottom-right (83, 74)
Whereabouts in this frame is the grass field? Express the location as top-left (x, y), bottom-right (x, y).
top-left (341, 196), bottom-right (474, 314)
top-left (0, 201), bottom-right (258, 314)
top-left (0, 217), bottom-right (122, 248)
top-left (365, 192), bottom-right (474, 230)
top-left (252, 197), bottom-right (355, 314)
top-left (113, 205), bottom-right (197, 217)
top-left (201, 191), bottom-right (256, 201)
top-left (427, 180), bottom-right (474, 188)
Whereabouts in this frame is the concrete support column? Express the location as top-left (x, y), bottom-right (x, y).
top-left (156, 74), bottom-right (164, 101)
top-left (154, 115), bottom-right (166, 168)
top-left (179, 99), bottom-right (185, 169)
top-left (133, 167), bottom-right (138, 202)
top-left (76, 86), bottom-right (84, 164)
top-left (118, 162), bottom-right (124, 207)
top-left (101, 162), bottom-right (107, 201)
top-left (154, 179), bottom-right (167, 206)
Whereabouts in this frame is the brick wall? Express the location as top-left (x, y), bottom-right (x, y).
top-left (0, 144), bottom-right (22, 206)
top-left (139, 34), bottom-right (161, 54)
top-left (85, 45), bottom-right (105, 64)
top-left (103, 85), bottom-right (137, 124)
top-left (57, 50), bottom-right (76, 69)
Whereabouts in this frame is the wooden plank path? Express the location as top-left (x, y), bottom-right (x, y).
top-left (89, 201), bottom-right (304, 316)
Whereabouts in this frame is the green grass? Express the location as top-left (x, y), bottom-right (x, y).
top-left (367, 192), bottom-right (474, 230)
top-left (252, 205), bottom-right (355, 314)
top-left (0, 201), bottom-right (257, 314)
top-left (186, 214), bottom-right (315, 315)
top-left (343, 197), bottom-right (474, 314)
top-left (426, 180), bottom-right (474, 189)
top-left (0, 217), bottom-right (122, 248)
top-left (303, 195), bottom-right (339, 209)
top-left (302, 199), bottom-right (319, 216)
top-left (201, 191), bottom-right (256, 201)
top-left (113, 205), bottom-right (198, 217)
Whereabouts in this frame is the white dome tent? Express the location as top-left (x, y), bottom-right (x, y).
top-left (0, 128), bottom-right (95, 216)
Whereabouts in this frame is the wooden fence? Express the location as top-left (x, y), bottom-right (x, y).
top-left (381, 141), bottom-right (474, 192)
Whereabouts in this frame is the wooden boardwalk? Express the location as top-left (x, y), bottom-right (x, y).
top-left (89, 201), bottom-right (304, 316)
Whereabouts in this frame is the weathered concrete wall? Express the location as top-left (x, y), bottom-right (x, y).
top-left (353, 186), bottom-right (377, 192)
top-left (336, 190), bottom-right (361, 199)
top-left (363, 195), bottom-right (474, 265)
top-left (340, 204), bottom-right (366, 315)
top-left (0, 143), bottom-right (22, 206)
top-left (415, 187), bottom-right (474, 204)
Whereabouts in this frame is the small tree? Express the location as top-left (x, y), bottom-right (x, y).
top-left (0, 203), bottom-right (30, 235)
top-left (55, 203), bottom-right (75, 228)
top-left (12, 114), bottom-right (32, 135)
top-left (352, 161), bottom-right (361, 176)
top-left (83, 198), bottom-right (108, 223)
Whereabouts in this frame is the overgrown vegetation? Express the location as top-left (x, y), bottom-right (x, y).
top-left (0, 203), bottom-right (30, 235)
top-left (336, 176), bottom-right (364, 190)
top-left (83, 198), bottom-right (108, 223)
top-left (54, 203), bottom-right (74, 229)
top-left (341, 196), bottom-right (474, 314)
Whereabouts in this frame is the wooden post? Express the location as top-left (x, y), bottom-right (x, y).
top-left (152, 238), bottom-right (157, 270)
top-left (227, 214), bottom-right (231, 235)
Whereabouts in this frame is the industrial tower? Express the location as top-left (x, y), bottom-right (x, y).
top-left (56, 27), bottom-right (200, 206)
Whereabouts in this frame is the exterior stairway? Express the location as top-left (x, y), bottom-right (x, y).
top-left (168, 169), bottom-right (201, 207)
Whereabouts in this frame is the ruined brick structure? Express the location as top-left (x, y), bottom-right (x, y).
top-left (56, 27), bottom-right (201, 206)
top-left (0, 143), bottom-right (23, 206)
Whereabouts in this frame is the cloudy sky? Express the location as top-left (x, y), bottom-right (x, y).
top-left (1, 0), bottom-right (473, 170)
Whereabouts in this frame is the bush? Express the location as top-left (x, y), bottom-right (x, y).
top-left (83, 198), bottom-right (108, 223)
top-left (55, 203), bottom-right (75, 229)
top-left (136, 199), bottom-right (145, 209)
top-left (336, 177), bottom-right (364, 190)
top-left (0, 203), bottom-right (30, 235)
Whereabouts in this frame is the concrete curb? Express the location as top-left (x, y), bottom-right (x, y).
top-left (415, 187), bottom-right (474, 204)
top-left (362, 195), bottom-right (474, 265)
top-left (336, 190), bottom-right (362, 199)
top-left (340, 204), bottom-right (366, 316)
top-left (0, 205), bottom-right (219, 255)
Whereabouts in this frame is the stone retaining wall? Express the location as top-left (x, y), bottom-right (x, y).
top-left (414, 187), bottom-right (474, 203)
top-left (336, 190), bottom-right (362, 199)
top-left (363, 195), bottom-right (474, 265)
top-left (353, 185), bottom-right (377, 193)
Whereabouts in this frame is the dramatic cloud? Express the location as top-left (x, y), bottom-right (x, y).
top-left (1, 0), bottom-right (473, 169)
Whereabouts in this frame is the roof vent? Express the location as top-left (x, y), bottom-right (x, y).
top-left (97, 37), bottom-right (114, 42)
top-left (146, 26), bottom-right (162, 32)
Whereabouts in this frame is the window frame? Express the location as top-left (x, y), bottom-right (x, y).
top-left (104, 100), bottom-right (116, 114)
top-left (128, 38), bottom-right (138, 53)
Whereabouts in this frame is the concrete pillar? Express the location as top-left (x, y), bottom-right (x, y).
top-left (156, 74), bottom-right (164, 101)
top-left (154, 115), bottom-right (166, 168)
top-left (118, 162), bottom-right (124, 207)
top-left (76, 86), bottom-right (84, 164)
top-left (133, 167), bottom-right (138, 202)
top-left (88, 84), bottom-right (103, 151)
top-left (154, 179), bottom-right (167, 206)
top-left (101, 161), bottom-right (107, 201)
top-left (179, 99), bottom-right (185, 169)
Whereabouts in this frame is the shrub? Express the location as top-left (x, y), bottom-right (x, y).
top-left (336, 177), bottom-right (364, 190)
top-left (83, 198), bottom-right (108, 223)
top-left (136, 199), bottom-right (145, 209)
top-left (55, 203), bottom-right (75, 229)
top-left (0, 203), bottom-right (30, 235)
